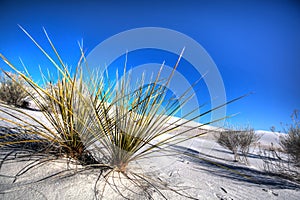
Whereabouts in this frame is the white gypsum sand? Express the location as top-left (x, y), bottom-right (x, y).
top-left (0, 105), bottom-right (299, 200)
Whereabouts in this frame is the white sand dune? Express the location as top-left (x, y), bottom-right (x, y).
top-left (0, 105), bottom-right (299, 199)
top-left (255, 130), bottom-right (285, 148)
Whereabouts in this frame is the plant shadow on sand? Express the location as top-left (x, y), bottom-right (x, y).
top-left (0, 126), bottom-right (197, 200)
top-left (1, 126), bottom-right (300, 199)
top-left (0, 126), bottom-right (110, 200)
top-left (0, 126), bottom-right (106, 182)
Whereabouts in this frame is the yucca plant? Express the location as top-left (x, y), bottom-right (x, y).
top-left (0, 27), bottom-right (246, 199)
top-left (88, 55), bottom-right (248, 199)
top-left (92, 65), bottom-right (193, 172)
top-left (92, 55), bottom-right (245, 169)
top-left (0, 28), bottom-right (102, 169)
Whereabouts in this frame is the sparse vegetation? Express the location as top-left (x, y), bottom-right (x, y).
top-left (216, 126), bottom-right (260, 163)
top-left (0, 71), bottom-right (31, 108)
top-left (259, 143), bottom-right (300, 182)
top-left (280, 110), bottom-right (300, 166)
top-left (260, 110), bottom-right (300, 183)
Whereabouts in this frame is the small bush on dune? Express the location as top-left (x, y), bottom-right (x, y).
top-left (259, 143), bottom-right (300, 182)
top-left (280, 110), bottom-right (300, 166)
top-left (216, 126), bottom-right (260, 163)
top-left (261, 110), bottom-right (300, 183)
top-left (0, 71), bottom-right (31, 108)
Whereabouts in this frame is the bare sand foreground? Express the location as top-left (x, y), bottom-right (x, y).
top-left (0, 106), bottom-right (299, 200)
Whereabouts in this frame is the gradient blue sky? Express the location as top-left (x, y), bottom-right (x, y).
top-left (0, 0), bottom-right (299, 130)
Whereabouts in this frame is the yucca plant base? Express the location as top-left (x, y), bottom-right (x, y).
top-left (59, 144), bottom-right (97, 165)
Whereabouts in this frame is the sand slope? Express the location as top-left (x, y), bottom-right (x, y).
top-left (0, 106), bottom-right (299, 199)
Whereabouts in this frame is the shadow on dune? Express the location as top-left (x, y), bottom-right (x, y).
top-left (172, 144), bottom-right (300, 190)
top-left (211, 148), bottom-right (290, 163)
top-left (172, 145), bottom-right (234, 163)
top-left (0, 126), bottom-right (57, 154)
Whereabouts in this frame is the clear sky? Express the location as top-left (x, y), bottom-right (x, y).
top-left (0, 0), bottom-right (299, 131)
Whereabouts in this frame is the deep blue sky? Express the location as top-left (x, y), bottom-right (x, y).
top-left (0, 0), bottom-right (299, 130)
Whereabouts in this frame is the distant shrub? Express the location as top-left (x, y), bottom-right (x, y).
top-left (280, 110), bottom-right (300, 166)
top-left (0, 71), bottom-right (30, 108)
top-left (216, 126), bottom-right (260, 163)
top-left (259, 142), bottom-right (300, 182)
top-left (259, 110), bottom-right (300, 183)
